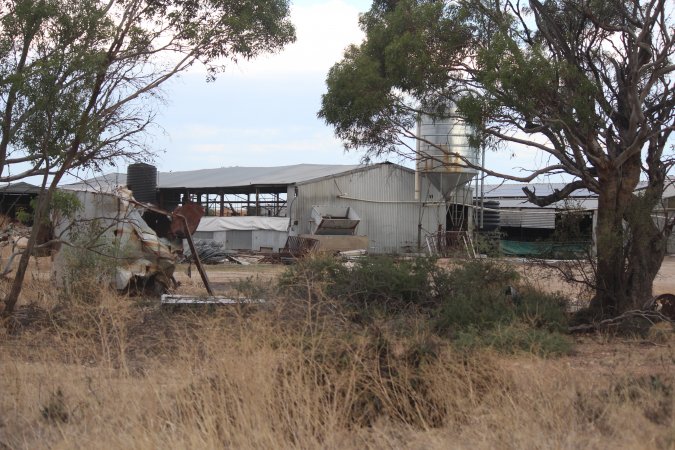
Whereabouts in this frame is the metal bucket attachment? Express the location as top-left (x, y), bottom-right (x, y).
top-left (310, 206), bottom-right (360, 235)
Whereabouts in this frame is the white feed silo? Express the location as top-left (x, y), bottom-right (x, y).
top-left (415, 103), bottom-right (479, 199)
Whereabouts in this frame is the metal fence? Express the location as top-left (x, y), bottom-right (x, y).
top-left (425, 231), bottom-right (476, 258)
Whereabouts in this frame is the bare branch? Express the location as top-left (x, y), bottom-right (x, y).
top-left (522, 180), bottom-right (589, 207)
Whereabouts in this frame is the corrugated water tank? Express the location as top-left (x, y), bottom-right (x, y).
top-left (127, 163), bottom-right (157, 204)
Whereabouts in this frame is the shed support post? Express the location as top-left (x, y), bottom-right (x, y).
top-left (219, 191), bottom-right (224, 217)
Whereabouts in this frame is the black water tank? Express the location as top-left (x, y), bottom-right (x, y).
top-left (477, 200), bottom-right (500, 231)
top-left (127, 163), bottom-right (157, 204)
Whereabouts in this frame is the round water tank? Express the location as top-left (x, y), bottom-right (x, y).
top-left (477, 200), bottom-right (500, 231)
top-left (127, 163), bottom-right (157, 204)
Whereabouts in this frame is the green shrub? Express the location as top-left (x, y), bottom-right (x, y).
top-left (454, 323), bottom-right (574, 357)
top-left (474, 230), bottom-right (504, 257)
top-left (435, 260), bottom-right (520, 334)
top-left (515, 288), bottom-right (569, 332)
top-left (57, 220), bottom-right (119, 302)
top-left (280, 256), bottom-right (572, 356)
top-left (279, 255), bottom-right (450, 315)
top-left (435, 260), bottom-right (571, 355)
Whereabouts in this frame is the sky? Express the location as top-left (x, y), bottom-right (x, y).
top-left (61, 0), bottom-right (554, 186)
top-left (146, 0), bottom-right (371, 172)
top-left (142, 0), bottom-right (544, 180)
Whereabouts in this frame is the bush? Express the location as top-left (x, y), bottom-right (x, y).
top-left (56, 220), bottom-right (119, 302)
top-left (279, 255), bottom-right (450, 315)
top-left (454, 323), bottom-right (574, 357)
top-left (280, 255), bottom-right (571, 355)
top-left (435, 261), bottom-right (571, 355)
top-left (474, 230), bottom-right (504, 257)
top-left (515, 288), bottom-right (569, 332)
top-left (435, 260), bottom-right (520, 334)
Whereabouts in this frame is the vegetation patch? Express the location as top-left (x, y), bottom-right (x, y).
top-left (280, 255), bottom-right (571, 356)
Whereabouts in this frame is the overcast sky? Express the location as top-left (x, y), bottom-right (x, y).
top-left (70, 0), bottom-right (551, 184)
top-left (146, 0), bottom-right (369, 173)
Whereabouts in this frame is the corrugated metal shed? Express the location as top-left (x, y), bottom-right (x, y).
top-left (481, 182), bottom-right (598, 230)
top-left (66, 163), bottom-right (477, 254)
top-left (290, 164), bottom-right (470, 254)
top-left (499, 209), bottom-right (555, 228)
top-left (0, 182), bottom-right (42, 194)
top-left (197, 216), bottom-right (288, 232)
top-left (496, 198), bottom-right (598, 210)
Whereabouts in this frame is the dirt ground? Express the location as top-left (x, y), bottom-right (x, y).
top-left (1, 248), bottom-right (674, 449)
top-left (2, 245), bottom-right (674, 301)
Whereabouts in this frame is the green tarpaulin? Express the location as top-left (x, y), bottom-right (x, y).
top-left (500, 240), bottom-right (590, 259)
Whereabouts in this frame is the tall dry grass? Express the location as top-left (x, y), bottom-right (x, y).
top-left (1, 268), bottom-right (674, 449)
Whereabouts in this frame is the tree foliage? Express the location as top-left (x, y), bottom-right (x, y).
top-left (0, 0), bottom-right (295, 316)
top-left (0, 0), bottom-right (295, 181)
top-left (320, 0), bottom-right (675, 315)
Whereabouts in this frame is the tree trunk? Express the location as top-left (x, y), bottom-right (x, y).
top-left (622, 190), bottom-right (668, 308)
top-left (1, 188), bottom-right (52, 318)
top-left (591, 176), bottom-right (667, 316)
top-left (592, 182), bottom-right (627, 316)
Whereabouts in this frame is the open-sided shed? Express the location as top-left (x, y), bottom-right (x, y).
top-left (67, 162), bottom-right (475, 254)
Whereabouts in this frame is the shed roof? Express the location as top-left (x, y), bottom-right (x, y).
top-left (64, 163), bottom-right (368, 191)
top-left (0, 182), bottom-right (42, 195)
top-left (495, 198), bottom-right (598, 210)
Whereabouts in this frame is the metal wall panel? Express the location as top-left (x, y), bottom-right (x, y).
top-left (290, 164), bottom-right (472, 254)
top-left (194, 230), bottom-right (286, 251)
top-left (521, 209), bottom-right (556, 229)
top-left (499, 210), bottom-right (522, 227)
top-left (252, 230), bottom-right (288, 252)
top-left (192, 231), bottom-right (215, 240)
top-left (226, 230), bottom-right (253, 250)
top-left (499, 208), bottom-right (556, 229)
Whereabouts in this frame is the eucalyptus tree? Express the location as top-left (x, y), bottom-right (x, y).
top-left (319, 0), bottom-right (675, 316)
top-left (0, 0), bottom-right (295, 316)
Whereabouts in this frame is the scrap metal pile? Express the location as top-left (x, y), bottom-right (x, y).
top-left (182, 240), bottom-right (233, 264)
top-left (52, 187), bottom-right (207, 294)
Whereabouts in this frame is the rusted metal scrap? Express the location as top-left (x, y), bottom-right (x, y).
top-left (53, 188), bottom-right (211, 296)
top-left (129, 198), bottom-right (213, 296)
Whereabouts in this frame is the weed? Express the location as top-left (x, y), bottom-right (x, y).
top-left (41, 389), bottom-right (69, 424)
top-left (280, 255), bottom-right (450, 317)
top-left (454, 323), bottom-right (574, 357)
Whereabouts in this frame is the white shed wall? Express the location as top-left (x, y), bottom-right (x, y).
top-left (289, 164), bottom-right (471, 254)
top-left (192, 230), bottom-right (286, 252)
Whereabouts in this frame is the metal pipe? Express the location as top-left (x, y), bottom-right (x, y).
top-left (255, 188), bottom-right (260, 216)
top-left (415, 117), bottom-right (421, 201)
top-left (480, 144), bottom-right (486, 229)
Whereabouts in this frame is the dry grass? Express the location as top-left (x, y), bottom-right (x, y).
top-left (1, 265), bottom-right (674, 449)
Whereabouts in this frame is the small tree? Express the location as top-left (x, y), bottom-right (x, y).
top-left (319, 0), bottom-right (674, 316)
top-left (0, 0), bottom-right (295, 316)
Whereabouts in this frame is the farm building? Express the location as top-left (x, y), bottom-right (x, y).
top-left (66, 162), bottom-right (476, 254)
top-left (0, 182), bottom-right (41, 221)
top-left (477, 181), bottom-right (675, 256)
